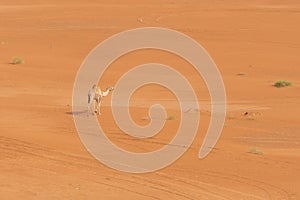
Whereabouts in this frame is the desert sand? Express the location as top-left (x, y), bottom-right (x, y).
top-left (1, 0), bottom-right (300, 199)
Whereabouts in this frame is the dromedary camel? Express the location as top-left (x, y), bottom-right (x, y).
top-left (88, 84), bottom-right (114, 115)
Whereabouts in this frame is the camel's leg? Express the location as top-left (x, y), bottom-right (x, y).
top-left (98, 99), bottom-right (103, 115)
top-left (93, 100), bottom-right (97, 115)
top-left (95, 98), bottom-right (101, 115)
top-left (94, 100), bottom-right (98, 115)
top-left (97, 100), bottom-right (100, 115)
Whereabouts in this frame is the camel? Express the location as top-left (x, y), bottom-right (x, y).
top-left (88, 84), bottom-right (114, 115)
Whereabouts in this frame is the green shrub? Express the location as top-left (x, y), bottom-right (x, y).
top-left (11, 57), bottom-right (24, 65)
top-left (248, 147), bottom-right (263, 155)
top-left (166, 115), bottom-right (175, 120)
top-left (274, 80), bottom-right (291, 88)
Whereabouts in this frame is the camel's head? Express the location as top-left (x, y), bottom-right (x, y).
top-left (92, 84), bottom-right (97, 89)
top-left (107, 86), bottom-right (114, 91)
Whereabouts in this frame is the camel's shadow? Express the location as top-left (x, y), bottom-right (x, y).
top-left (65, 110), bottom-right (87, 115)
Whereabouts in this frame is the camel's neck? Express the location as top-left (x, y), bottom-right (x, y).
top-left (102, 89), bottom-right (110, 97)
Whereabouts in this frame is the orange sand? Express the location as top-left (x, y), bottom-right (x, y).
top-left (1, 1), bottom-right (299, 199)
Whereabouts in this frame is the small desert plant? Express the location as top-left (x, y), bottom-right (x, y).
top-left (248, 147), bottom-right (263, 155)
top-left (11, 57), bottom-right (24, 65)
top-left (236, 72), bottom-right (246, 76)
top-left (243, 112), bottom-right (259, 120)
top-left (246, 112), bottom-right (257, 120)
top-left (274, 80), bottom-right (291, 88)
top-left (166, 115), bottom-right (175, 120)
top-left (141, 116), bottom-right (150, 121)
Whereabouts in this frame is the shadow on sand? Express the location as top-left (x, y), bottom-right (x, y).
top-left (65, 110), bottom-right (87, 115)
